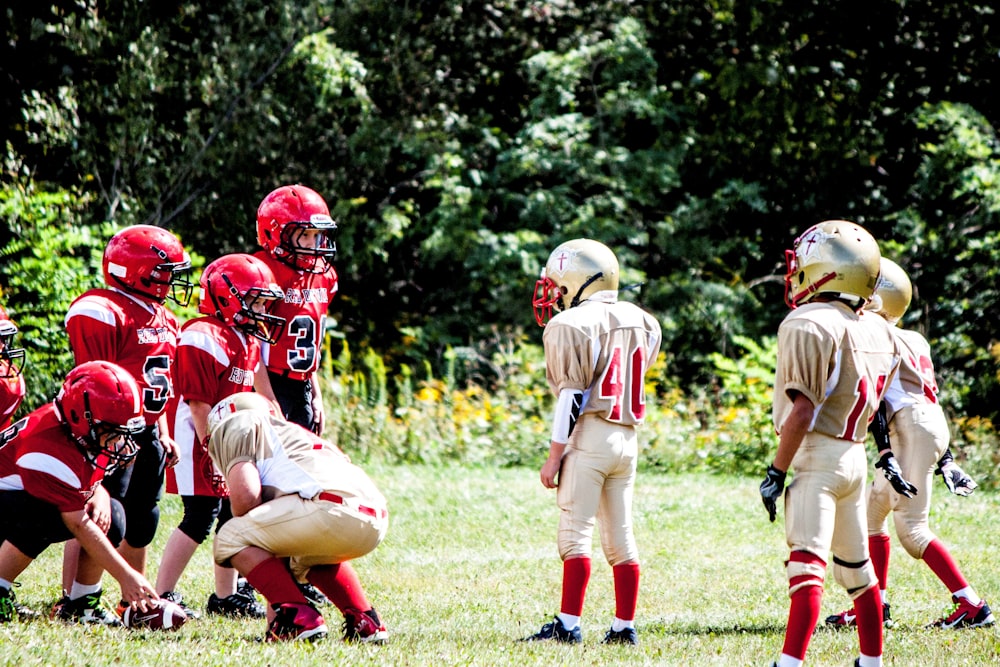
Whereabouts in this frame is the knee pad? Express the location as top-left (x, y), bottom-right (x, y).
top-left (124, 504), bottom-right (160, 549)
top-left (866, 481), bottom-right (892, 533)
top-left (786, 550), bottom-right (826, 597)
top-left (177, 495), bottom-right (221, 543)
top-left (832, 555), bottom-right (877, 599)
top-left (106, 499), bottom-right (126, 548)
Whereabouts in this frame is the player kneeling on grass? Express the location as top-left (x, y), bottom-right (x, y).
top-left (0, 361), bottom-right (161, 624)
top-left (206, 392), bottom-right (389, 643)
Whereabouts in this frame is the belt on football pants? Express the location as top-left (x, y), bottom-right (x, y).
top-left (317, 492), bottom-right (387, 519)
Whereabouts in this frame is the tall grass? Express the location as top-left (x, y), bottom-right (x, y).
top-left (2, 468), bottom-right (998, 666)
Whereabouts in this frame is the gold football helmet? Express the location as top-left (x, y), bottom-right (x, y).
top-left (207, 392), bottom-right (279, 438)
top-left (866, 257), bottom-right (912, 325)
top-left (784, 220), bottom-right (881, 309)
top-left (533, 239), bottom-right (619, 326)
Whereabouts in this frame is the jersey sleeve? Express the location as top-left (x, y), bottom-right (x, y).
top-left (17, 452), bottom-right (90, 512)
top-left (542, 321), bottom-right (595, 395)
top-left (209, 412), bottom-right (273, 475)
top-left (65, 296), bottom-right (122, 364)
top-left (175, 327), bottom-right (228, 405)
top-left (776, 317), bottom-right (833, 408)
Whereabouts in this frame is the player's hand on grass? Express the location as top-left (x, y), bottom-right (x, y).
top-left (759, 464), bottom-right (786, 522)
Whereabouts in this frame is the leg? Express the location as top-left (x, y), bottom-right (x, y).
top-left (155, 495), bottom-right (220, 594)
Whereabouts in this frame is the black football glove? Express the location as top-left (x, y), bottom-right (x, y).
top-left (759, 464), bottom-right (786, 522)
top-left (875, 451), bottom-right (917, 498)
top-left (936, 449), bottom-right (977, 497)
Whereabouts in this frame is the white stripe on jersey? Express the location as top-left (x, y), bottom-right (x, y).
top-left (0, 473), bottom-right (23, 491)
top-left (65, 299), bottom-right (117, 328)
top-left (179, 329), bottom-right (233, 367)
top-left (16, 452), bottom-right (82, 489)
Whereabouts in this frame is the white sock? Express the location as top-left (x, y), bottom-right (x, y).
top-left (611, 617), bottom-right (634, 632)
top-left (69, 581), bottom-right (102, 600)
top-left (776, 654), bottom-right (804, 667)
top-left (858, 654), bottom-right (883, 667)
top-left (879, 589), bottom-right (888, 605)
top-left (0, 578), bottom-right (13, 590)
top-left (556, 613), bottom-right (580, 630)
top-left (953, 586), bottom-right (981, 606)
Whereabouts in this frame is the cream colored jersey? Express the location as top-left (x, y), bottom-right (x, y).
top-left (543, 300), bottom-right (662, 427)
top-left (883, 327), bottom-right (938, 420)
top-left (773, 302), bottom-right (900, 443)
top-left (209, 411), bottom-right (384, 507)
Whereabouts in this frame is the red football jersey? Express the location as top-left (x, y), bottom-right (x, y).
top-left (65, 288), bottom-right (180, 426)
top-left (253, 251), bottom-right (338, 380)
top-left (166, 316), bottom-right (261, 497)
top-left (0, 404), bottom-right (103, 512)
top-left (0, 371), bottom-right (25, 430)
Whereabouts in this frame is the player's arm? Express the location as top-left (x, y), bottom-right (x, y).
top-left (772, 390), bottom-right (812, 472)
top-left (225, 460), bottom-right (263, 516)
top-left (869, 401), bottom-right (918, 498)
top-left (759, 390), bottom-right (812, 522)
top-left (60, 508), bottom-right (157, 609)
top-left (310, 373), bottom-right (325, 435)
top-left (253, 367), bottom-right (278, 403)
top-left (539, 388), bottom-right (583, 489)
top-left (189, 399), bottom-right (211, 445)
top-left (158, 412), bottom-right (179, 466)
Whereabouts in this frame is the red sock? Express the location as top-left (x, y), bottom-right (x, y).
top-left (782, 584), bottom-right (822, 659)
top-left (922, 539), bottom-right (968, 593)
top-left (853, 587), bottom-right (883, 657)
top-left (560, 556), bottom-right (591, 617)
top-left (245, 557), bottom-right (308, 606)
top-left (308, 562), bottom-right (370, 613)
top-left (612, 562), bottom-right (640, 621)
top-left (868, 533), bottom-right (891, 591)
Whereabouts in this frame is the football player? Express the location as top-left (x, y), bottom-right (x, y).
top-left (0, 361), bottom-right (160, 623)
top-left (0, 304), bottom-right (27, 430)
top-left (523, 239), bottom-right (662, 645)
top-left (58, 225), bottom-right (190, 624)
top-left (759, 221), bottom-right (915, 667)
top-left (155, 253), bottom-right (284, 619)
top-left (825, 258), bottom-right (993, 630)
top-left (253, 184), bottom-right (337, 435)
top-left (253, 184), bottom-right (340, 608)
top-left (206, 392), bottom-right (389, 643)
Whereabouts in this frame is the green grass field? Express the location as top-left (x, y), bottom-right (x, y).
top-left (2, 466), bottom-right (999, 666)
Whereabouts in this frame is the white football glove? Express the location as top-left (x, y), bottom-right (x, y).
top-left (938, 459), bottom-right (978, 497)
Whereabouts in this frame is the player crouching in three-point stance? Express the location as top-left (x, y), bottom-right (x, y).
top-left (206, 392), bottom-right (389, 643)
top-left (759, 221), bottom-right (916, 667)
top-left (0, 361), bottom-right (161, 623)
top-left (524, 239), bottom-right (662, 646)
top-left (825, 258), bottom-right (993, 631)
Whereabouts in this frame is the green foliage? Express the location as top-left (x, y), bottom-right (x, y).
top-left (0, 182), bottom-right (107, 408)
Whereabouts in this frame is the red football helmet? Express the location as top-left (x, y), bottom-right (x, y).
top-left (256, 184), bottom-right (337, 273)
top-left (198, 254), bottom-right (286, 344)
top-left (0, 305), bottom-right (26, 378)
top-left (103, 225), bottom-right (193, 306)
top-left (55, 360), bottom-right (145, 473)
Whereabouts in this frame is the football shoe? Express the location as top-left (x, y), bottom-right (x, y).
top-left (266, 602), bottom-right (327, 642)
top-left (824, 602), bottom-right (893, 629)
top-left (343, 607), bottom-right (388, 644)
top-left (52, 591), bottom-right (122, 626)
top-left (522, 616), bottom-right (582, 644)
top-left (927, 596), bottom-right (995, 629)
